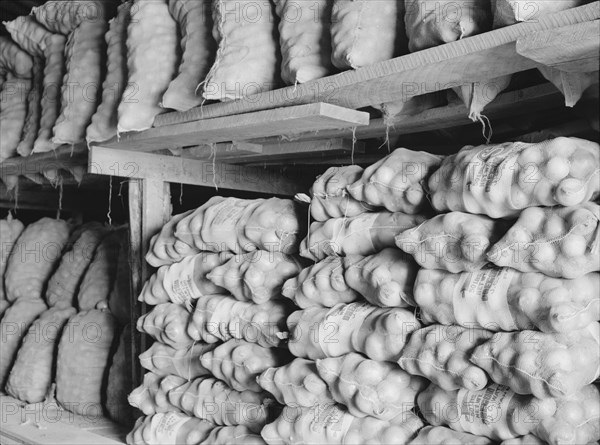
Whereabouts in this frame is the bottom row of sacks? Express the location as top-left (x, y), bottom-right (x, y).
top-left (126, 380), bottom-right (600, 445)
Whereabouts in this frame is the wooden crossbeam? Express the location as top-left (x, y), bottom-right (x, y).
top-left (180, 142), bottom-right (264, 159)
top-left (183, 138), bottom-right (364, 164)
top-left (88, 146), bottom-right (306, 196)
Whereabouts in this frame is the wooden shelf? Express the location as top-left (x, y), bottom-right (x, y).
top-left (0, 395), bottom-right (126, 445)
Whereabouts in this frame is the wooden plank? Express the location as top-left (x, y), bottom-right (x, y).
top-left (247, 83), bottom-right (565, 145)
top-left (101, 103), bottom-right (369, 152)
top-left (89, 147), bottom-right (306, 196)
top-left (0, 395), bottom-right (126, 444)
top-left (127, 180), bottom-right (145, 388)
top-left (0, 144), bottom-right (88, 178)
top-left (127, 179), bottom-right (171, 386)
top-left (154, 3), bottom-right (599, 127)
top-left (176, 142), bottom-right (263, 160)
top-left (203, 139), bottom-right (364, 164)
top-left (516, 20), bottom-right (600, 72)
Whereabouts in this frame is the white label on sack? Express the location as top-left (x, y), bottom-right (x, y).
top-left (209, 198), bottom-right (245, 227)
top-left (319, 303), bottom-right (372, 356)
top-left (456, 384), bottom-right (514, 440)
top-left (150, 412), bottom-right (189, 445)
top-left (311, 404), bottom-right (354, 441)
top-left (199, 198), bottom-right (251, 252)
top-left (162, 255), bottom-right (201, 305)
top-left (203, 297), bottom-right (245, 342)
top-left (469, 143), bottom-right (528, 191)
top-left (462, 142), bottom-right (529, 216)
top-left (453, 268), bottom-right (518, 331)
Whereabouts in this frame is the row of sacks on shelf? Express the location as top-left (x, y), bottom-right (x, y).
top-left (1, 0), bottom-right (595, 164)
top-left (0, 215), bottom-right (135, 425)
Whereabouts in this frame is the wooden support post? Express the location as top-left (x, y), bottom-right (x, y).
top-left (128, 178), bottom-right (172, 385)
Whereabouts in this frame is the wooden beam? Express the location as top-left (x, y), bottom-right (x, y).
top-left (153, 3), bottom-right (599, 127)
top-left (246, 83), bottom-right (565, 144)
top-left (182, 142), bottom-right (263, 158)
top-left (516, 20), bottom-right (600, 72)
top-left (89, 146), bottom-right (306, 196)
top-left (0, 144), bottom-right (88, 178)
top-left (201, 139), bottom-right (365, 164)
top-left (100, 103), bottom-right (369, 152)
top-left (174, 142), bottom-right (263, 160)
